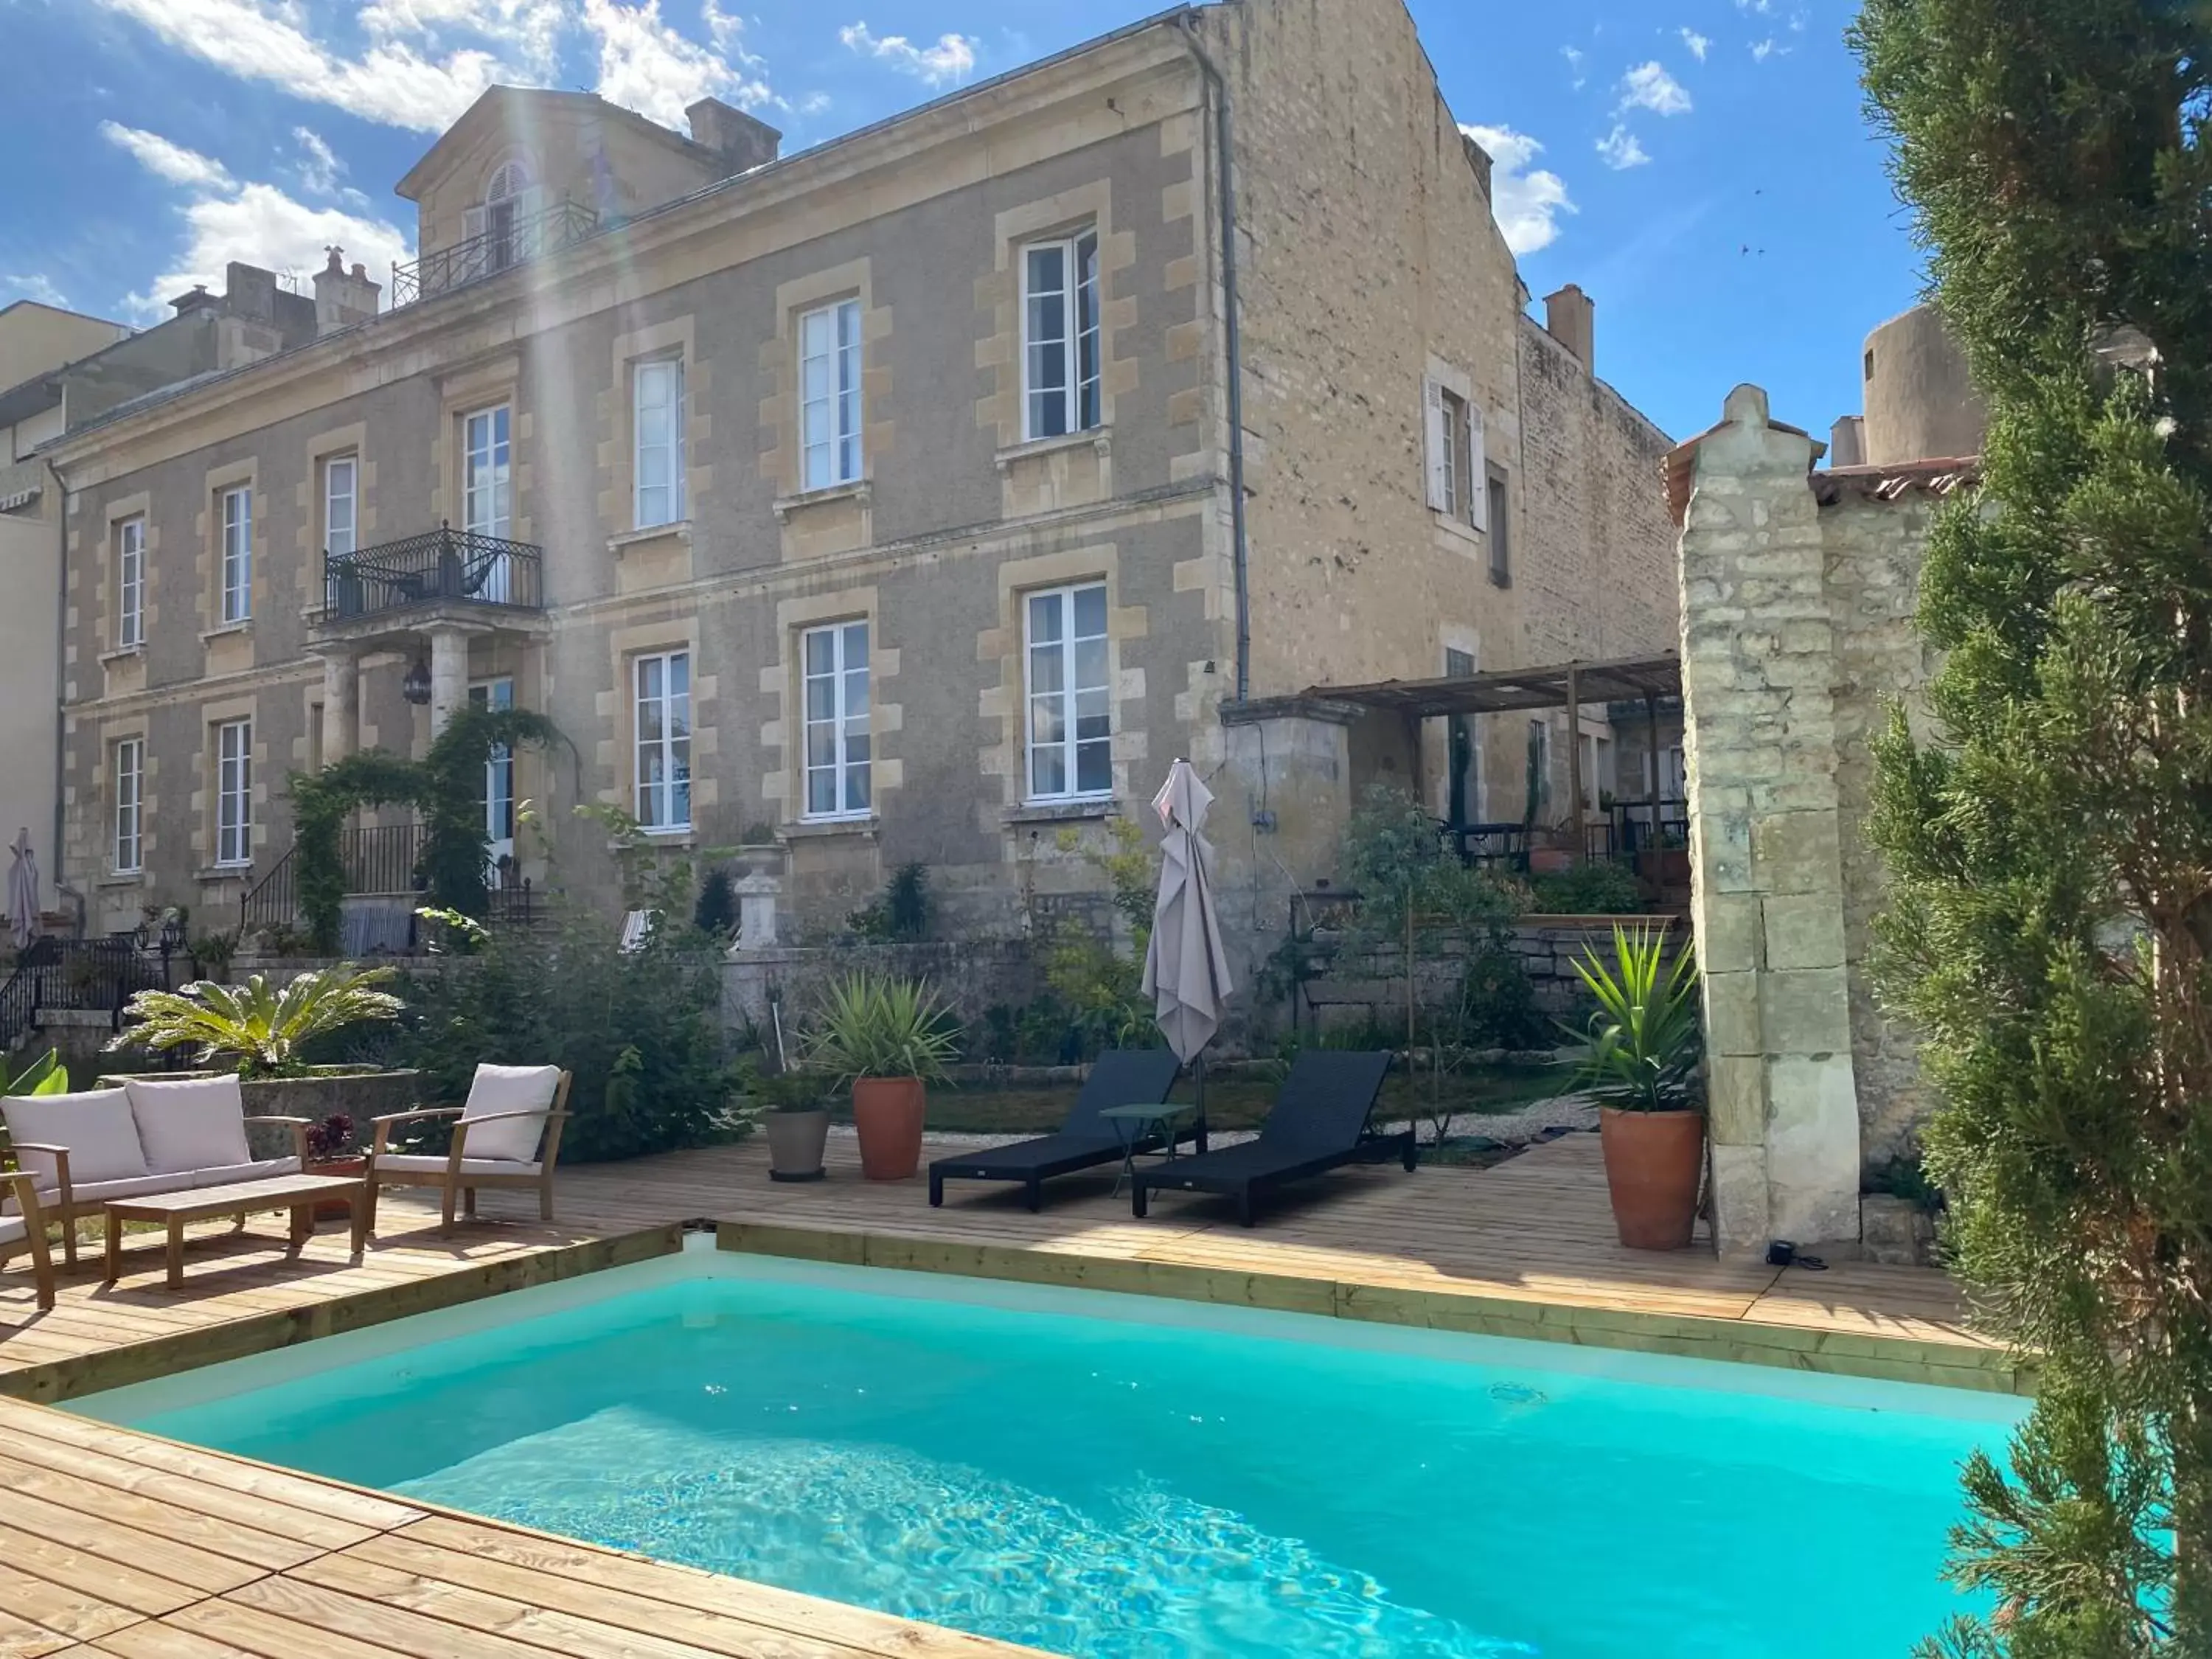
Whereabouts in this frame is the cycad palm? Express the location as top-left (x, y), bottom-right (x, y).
top-left (115, 965), bottom-right (403, 1077)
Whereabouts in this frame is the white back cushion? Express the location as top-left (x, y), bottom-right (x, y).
top-left (1, 1088), bottom-right (148, 1186)
top-left (461, 1064), bottom-right (560, 1162)
top-left (123, 1075), bottom-right (251, 1175)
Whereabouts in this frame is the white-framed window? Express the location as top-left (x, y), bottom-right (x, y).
top-left (219, 486), bottom-right (251, 623)
top-left (1423, 378), bottom-right (1487, 531)
top-left (1024, 581), bottom-right (1111, 801)
top-left (324, 454), bottom-right (357, 558)
top-left (800, 299), bottom-right (863, 491)
top-left (801, 621), bottom-right (871, 820)
top-left (116, 517), bottom-right (145, 650)
top-left (633, 650), bottom-right (692, 832)
top-left (1022, 230), bottom-right (1102, 440)
top-left (215, 718), bottom-right (251, 868)
top-left (112, 737), bottom-right (142, 875)
top-left (462, 406), bottom-right (512, 538)
top-left (633, 358), bottom-right (685, 527)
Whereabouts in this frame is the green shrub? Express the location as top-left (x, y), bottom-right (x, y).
top-left (113, 966), bottom-right (403, 1079)
top-left (1528, 859), bottom-right (1646, 916)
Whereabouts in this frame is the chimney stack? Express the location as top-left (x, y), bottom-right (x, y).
top-left (313, 246), bottom-right (381, 336)
top-left (1543, 284), bottom-right (1595, 369)
top-left (1829, 415), bottom-right (1867, 469)
top-left (686, 98), bottom-right (782, 174)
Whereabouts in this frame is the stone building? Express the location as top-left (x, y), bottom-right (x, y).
top-left (42, 0), bottom-right (1678, 967)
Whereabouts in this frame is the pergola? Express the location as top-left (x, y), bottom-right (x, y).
top-left (1296, 652), bottom-right (1683, 860)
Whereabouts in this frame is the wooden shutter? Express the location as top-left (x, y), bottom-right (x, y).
top-left (462, 205), bottom-right (486, 242)
top-left (670, 361), bottom-right (687, 518)
top-left (1422, 378), bottom-right (1449, 511)
top-left (1467, 401), bottom-right (1489, 531)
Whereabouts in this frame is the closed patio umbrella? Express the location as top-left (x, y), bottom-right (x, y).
top-left (1141, 759), bottom-right (1235, 1080)
top-left (7, 830), bottom-right (38, 951)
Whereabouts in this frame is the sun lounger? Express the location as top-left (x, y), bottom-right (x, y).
top-left (928, 1048), bottom-right (1182, 1211)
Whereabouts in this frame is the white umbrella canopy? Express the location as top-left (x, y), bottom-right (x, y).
top-left (7, 829), bottom-right (37, 951)
top-left (1141, 759), bottom-right (1235, 1064)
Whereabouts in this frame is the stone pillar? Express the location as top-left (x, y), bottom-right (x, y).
top-left (319, 649), bottom-right (358, 765)
top-left (733, 872), bottom-right (782, 950)
top-left (1678, 384), bottom-right (1862, 1254)
top-left (428, 625), bottom-right (470, 735)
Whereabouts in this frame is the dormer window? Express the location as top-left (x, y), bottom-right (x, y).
top-left (466, 156), bottom-right (538, 271)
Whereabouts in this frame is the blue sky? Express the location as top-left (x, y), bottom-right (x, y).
top-left (0, 0), bottom-right (1918, 442)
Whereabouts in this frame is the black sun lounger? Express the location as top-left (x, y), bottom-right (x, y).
top-left (1130, 1049), bottom-right (1411, 1227)
top-left (928, 1048), bottom-right (1183, 1211)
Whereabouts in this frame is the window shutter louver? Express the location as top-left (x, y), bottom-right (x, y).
top-left (1467, 401), bottom-right (1489, 531)
top-left (1423, 378), bottom-right (1449, 511)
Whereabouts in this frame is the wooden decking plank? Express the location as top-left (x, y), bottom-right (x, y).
top-left (0, 1453), bottom-right (321, 1572)
top-left (0, 1523), bottom-right (207, 1620)
top-left (0, 1603), bottom-right (83, 1659)
top-left (0, 1562), bottom-right (145, 1644)
top-left (212, 1573), bottom-right (644, 1659)
top-left (159, 1597), bottom-right (439, 1659)
top-left (0, 1489), bottom-right (271, 1596)
top-left (88, 1625), bottom-right (285, 1658)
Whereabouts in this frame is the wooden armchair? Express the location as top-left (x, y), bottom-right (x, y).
top-left (364, 1066), bottom-right (572, 1238)
top-left (1, 1169), bottom-right (56, 1312)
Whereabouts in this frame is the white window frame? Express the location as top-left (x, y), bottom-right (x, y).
top-left (1020, 229), bottom-right (1103, 441)
top-left (1424, 378), bottom-right (1487, 530)
top-left (801, 620), bottom-right (872, 821)
top-left (116, 517), bottom-right (144, 650)
top-left (632, 358), bottom-right (685, 527)
top-left (215, 718), bottom-right (251, 869)
top-left (799, 299), bottom-right (863, 491)
top-left (324, 454), bottom-right (358, 559)
top-left (218, 487), bottom-right (251, 624)
top-left (112, 737), bottom-right (142, 875)
top-left (633, 650), bottom-right (692, 833)
top-left (1023, 580), bottom-right (1113, 803)
top-left (462, 405), bottom-right (512, 539)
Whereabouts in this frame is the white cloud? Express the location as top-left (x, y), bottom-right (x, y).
top-left (584, 0), bottom-right (776, 128)
top-left (1460, 123), bottom-right (1576, 256)
top-left (1679, 28), bottom-right (1710, 61)
top-left (358, 0), bottom-right (564, 74)
top-left (99, 122), bottom-right (236, 191)
top-left (1596, 124), bottom-right (1651, 170)
top-left (1561, 44), bottom-right (1587, 89)
top-left (293, 128), bottom-right (347, 197)
top-left (1617, 60), bottom-right (1693, 116)
top-left (1735, 0), bottom-right (1773, 11)
top-left (1, 274), bottom-right (72, 310)
top-left (1751, 37), bottom-right (1787, 60)
top-left (839, 21), bottom-right (977, 87)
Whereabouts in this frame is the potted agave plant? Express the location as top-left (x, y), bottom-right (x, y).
top-left (755, 1067), bottom-right (831, 1183)
top-left (806, 970), bottom-right (958, 1181)
top-left (1565, 924), bottom-right (1705, 1250)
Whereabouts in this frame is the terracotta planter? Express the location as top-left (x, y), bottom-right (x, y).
top-left (765, 1108), bottom-right (830, 1183)
top-left (1599, 1107), bottom-right (1706, 1250)
top-left (1528, 846), bottom-right (1573, 875)
top-left (850, 1077), bottom-right (926, 1180)
top-left (307, 1156), bottom-right (366, 1220)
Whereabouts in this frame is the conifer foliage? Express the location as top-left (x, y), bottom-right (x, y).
top-left (1852, 1), bottom-right (2212, 1651)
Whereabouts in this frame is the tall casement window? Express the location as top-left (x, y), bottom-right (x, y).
top-left (463, 404), bottom-right (512, 602)
top-left (116, 517), bottom-right (145, 650)
top-left (802, 621), bottom-right (871, 820)
top-left (219, 486), bottom-right (251, 623)
top-left (1423, 379), bottom-right (1487, 531)
top-left (1025, 581), bottom-right (1111, 801)
top-left (324, 454), bottom-right (358, 557)
top-left (215, 718), bottom-right (252, 868)
top-left (112, 738), bottom-right (142, 875)
top-left (633, 358), bottom-right (685, 527)
top-left (799, 300), bottom-right (863, 491)
top-left (1022, 229), bottom-right (1102, 440)
top-left (1486, 466), bottom-right (1511, 587)
top-left (633, 650), bottom-right (692, 832)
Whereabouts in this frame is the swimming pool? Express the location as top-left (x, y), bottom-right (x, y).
top-left (80, 1246), bottom-right (2023, 1658)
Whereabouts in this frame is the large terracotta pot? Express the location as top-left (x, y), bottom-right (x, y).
top-left (851, 1077), bottom-right (926, 1180)
top-left (1599, 1107), bottom-right (1706, 1250)
top-left (765, 1108), bottom-right (830, 1183)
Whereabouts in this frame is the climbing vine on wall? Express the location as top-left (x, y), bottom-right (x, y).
top-left (288, 705), bottom-right (567, 953)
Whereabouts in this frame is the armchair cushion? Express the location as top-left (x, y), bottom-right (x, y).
top-left (7, 1172), bottom-right (188, 1212)
top-left (374, 1153), bottom-right (544, 1180)
top-left (460, 1065), bottom-right (560, 1163)
top-left (122, 1075), bottom-right (251, 1175)
top-left (1, 1088), bottom-right (147, 1186)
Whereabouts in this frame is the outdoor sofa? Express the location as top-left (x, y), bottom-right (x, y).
top-left (1130, 1049), bottom-right (1413, 1226)
top-left (928, 1048), bottom-right (1183, 1211)
top-left (364, 1063), bottom-right (573, 1237)
top-left (0, 1169), bottom-right (55, 1310)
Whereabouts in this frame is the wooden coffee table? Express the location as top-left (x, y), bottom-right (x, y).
top-left (103, 1173), bottom-right (368, 1290)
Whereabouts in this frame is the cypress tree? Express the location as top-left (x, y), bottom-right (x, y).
top-left (1851, 2), bottom-right (2212, 1652)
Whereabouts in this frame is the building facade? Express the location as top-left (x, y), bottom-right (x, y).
top-left (45, 0), bottom-right (1677, 970)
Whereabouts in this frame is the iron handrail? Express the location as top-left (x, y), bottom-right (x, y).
top-left (390, 195), bottom-right (599, 307)
top-left (324, 524), bottom-right (543, 621)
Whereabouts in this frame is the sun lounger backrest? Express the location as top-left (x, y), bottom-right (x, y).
top-left (1259, 1051), bottom-right (1392, 1151)
top-left (1065, 1048), bottom-right (1181, 1137)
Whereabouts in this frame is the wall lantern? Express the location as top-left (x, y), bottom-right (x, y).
top-left (401, 654), bottom-right (433, 706)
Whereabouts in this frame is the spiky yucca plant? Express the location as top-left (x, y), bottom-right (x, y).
top-left (113, 964), bottom-right (403, 1078)
top-left (1562, 925), bottom-right (1703, 1113)
top-left (804, 970), bottom-right (959, 1084)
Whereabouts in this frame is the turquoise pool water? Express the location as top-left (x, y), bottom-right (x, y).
top-left (85, 1256), bottom-right (2023, 1658)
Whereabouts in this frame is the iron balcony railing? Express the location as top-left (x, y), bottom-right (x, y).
top-left (390, 195), bottom-right (599, 307)
top-left (0, 936), bottom-right (176, 1050)
top-left (324, 524), bottom-right (543, 623)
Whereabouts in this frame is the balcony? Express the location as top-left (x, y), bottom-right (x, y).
top-left (390, 195), bottom-right (599, 307)
top-left (323, 525), bottom-right (545, 627)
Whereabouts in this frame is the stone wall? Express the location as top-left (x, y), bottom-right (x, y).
top-left (1673, 383), bottom-right (1952, 1254)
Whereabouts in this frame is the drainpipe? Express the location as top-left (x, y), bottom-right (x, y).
top-left (1177, 10), bottom-right (1253, 703)
top-left (42, 454), bottom-right (68, 925)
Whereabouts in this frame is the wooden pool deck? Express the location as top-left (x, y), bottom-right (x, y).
top-left (0, 1131), bottom-right (2017, 1657)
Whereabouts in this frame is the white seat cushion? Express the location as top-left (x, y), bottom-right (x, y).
top-left (374, 1154), bottom-right (543, 1180)
top-left (122, 1075), bottom-right (252, 1176)
top-left (5, 1171), bottom-right (196, 1212)
top-left (187, 1159), bottom-right (305, 1189)
top-left (0, 1213), bottom-right (24, 1245)
top-left (459, 1065), bottom-right (560, 1163)
top-left (1, 1089), bottom-right (148, 1186)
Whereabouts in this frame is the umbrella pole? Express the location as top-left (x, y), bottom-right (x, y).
top-left (1195, 1055), bottom-right (1208, 1154)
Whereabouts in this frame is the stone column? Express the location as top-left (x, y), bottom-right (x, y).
top-left (319, 648), bottom-right (359, 765)
top-left (427, 625), bottom-right (470, 735)
top-left (1678, 384), bottom-right (1862, 1254)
